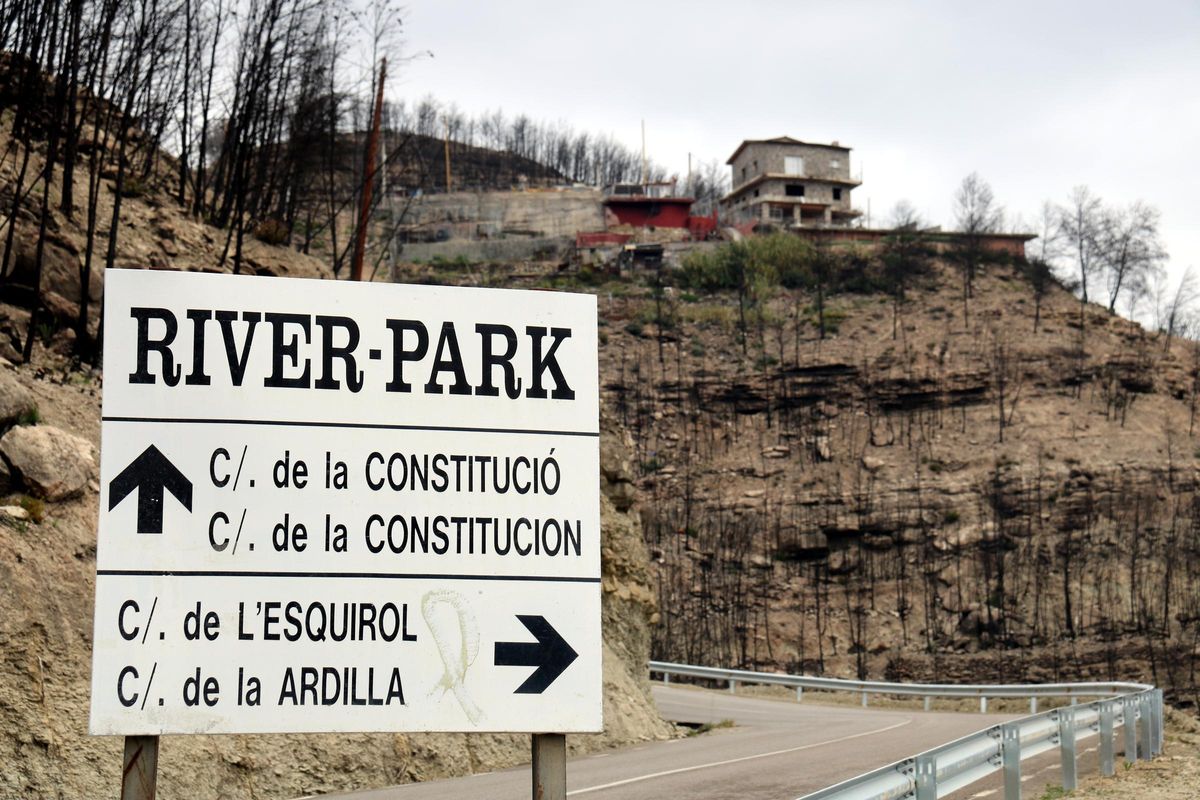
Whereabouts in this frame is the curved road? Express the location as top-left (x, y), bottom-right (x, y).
top-left (316, 685), bottom-right (1029, 800)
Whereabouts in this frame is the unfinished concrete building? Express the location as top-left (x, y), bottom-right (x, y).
top-left (721, 137), bottom-right (862, 228)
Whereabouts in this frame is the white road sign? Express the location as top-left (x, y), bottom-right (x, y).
top-left (89, 269), bottom-right (601, 735)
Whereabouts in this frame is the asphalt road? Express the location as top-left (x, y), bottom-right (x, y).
top-left (312, 684), bottom-right (1043, 800)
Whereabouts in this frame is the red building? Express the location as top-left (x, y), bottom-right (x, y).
top-left (603, 182), bottom-right (694, 229)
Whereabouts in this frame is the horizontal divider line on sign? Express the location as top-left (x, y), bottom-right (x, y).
top-left (96, 570), bottom-right (601, 582)
top-left (101, 416), bottom-right (601, 438)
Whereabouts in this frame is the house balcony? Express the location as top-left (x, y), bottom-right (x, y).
top-left (756, 199), bottom-right (863, 229)
top-left (724, 172), bottom-right (863, 199)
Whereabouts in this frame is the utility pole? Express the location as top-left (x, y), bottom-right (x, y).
top-left (351, 57), bottom-right (387, 282)
top-left (444, 118), bottom-right (452, 194)
top-left (640, 119), bottom-right (646, 188)
top-left (381, 124), bottom-right (398, 283)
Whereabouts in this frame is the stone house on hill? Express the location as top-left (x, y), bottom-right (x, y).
top-left (721, 136), bottom-right (862, 228)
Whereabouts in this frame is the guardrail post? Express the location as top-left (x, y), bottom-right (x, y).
top-left (1001, 722), bottom-right (1021, 800)
top-left (914, 754), bottom-right (937, 800)
top-left (1058, 708), bottom-right (1077, 791)
top-left (861, 691), bottom-right (868, 708)
top-left (1153, 689), bottom-right (1164, 756)
top-left (1029, 697), bottom-right (1037, 714)
top-left (1138, 694), bottom-right (1152, 761)
top-left (795, 686), bottom-right (803, 702)
top-left (980, 696), bottom-right (988, 714)
top-left (663, 672), bottom-right (669, 685)
top-left (728, 679), bottom-right (737, 694)
top-left (1099, 701), bottom-right (1115, 776)
top-left (924, 695), bottom-right (931, 712)
top-left (1123, 697), bottom-right (1137, 764)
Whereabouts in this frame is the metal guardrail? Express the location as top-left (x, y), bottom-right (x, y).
top-left (649, 661), bottom-right (1163, 799)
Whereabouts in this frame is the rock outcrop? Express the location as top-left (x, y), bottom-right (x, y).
top-left (0, 424), bottom-right (96, 501)
top-left (0, 371), bottom-right (36, 427)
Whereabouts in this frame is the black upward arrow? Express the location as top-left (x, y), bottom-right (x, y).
top-left (108, 445), bottom-right (193, 534)
top-left (494, 615), bottom-right (578, 694)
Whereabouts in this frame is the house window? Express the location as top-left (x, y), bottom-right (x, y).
top-left (753, 189), bottom-right (759, 197)
top-left (770, 206), bottom-right (784, 220)
top-left (830, 159), bottom-right (840, 169)
top-left (832, 188), bottom-right (842, 201)
top-left (741, 167), bottom-right (747, 181)
top-left (785, 184), bottom-right (805, 197)
top-left (784, 156), bottom-right (804, 175)
top-left (752, 160), bottom-right (758, 173)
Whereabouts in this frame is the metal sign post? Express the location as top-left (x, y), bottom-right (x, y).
top-left (90, 271), bottom-right (601, 795)
top-left (533, 733), bottom-right (567, 800)
top-left (120, 735), bottom-right (158, 800)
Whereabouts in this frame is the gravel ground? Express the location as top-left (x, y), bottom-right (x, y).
top-left (1055, 709), bottom-right (1200, 799)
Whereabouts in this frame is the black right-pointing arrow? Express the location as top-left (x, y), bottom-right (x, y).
top-left (108, 445), bottom-right (193, 534)
top-left (494, 615), bottom-right (578, 694)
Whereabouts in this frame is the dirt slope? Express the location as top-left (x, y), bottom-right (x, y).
top-left (0, 118), bottom-right (672, 798)
top-left (0, 345), bottom-right (672, 800)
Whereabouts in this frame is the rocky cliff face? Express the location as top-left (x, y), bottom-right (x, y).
top-left (597, 261), bottom-right (1200, 703)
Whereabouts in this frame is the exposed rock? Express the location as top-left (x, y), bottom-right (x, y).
top-left (41, 290), bottom-right (79, 326)
top-left (957, 609), bottom-right (983, 635)
top-left (8, 227), bottom-right (101, 305)
top-left (862, 532), bottom-right (895, 550)
top-left (0, 337), bottom-right (20, 363)
top-left (0, 371), bottom-right (36, 426)
top-left (870, 426), bottom-right (895, 446)
top-left (599, 426), bottom-right (637, 511)
top-left (813, 435), bottom-right (832, 461)
top-left (862, 456), bottom-right (886, 472)
top-left (781, 531), bottom-right (828, 556)
top-left (0, 505), bottom-right (28, 520)
top-left (0, 424), bottom-right (96, 500)
top-left (828, 547), bottom-right (861, 574)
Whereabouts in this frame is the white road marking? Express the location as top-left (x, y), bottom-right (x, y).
top-left (564, 719), bottom-right (913, 797)
top-left (970, 789), bottom-right (998, 798)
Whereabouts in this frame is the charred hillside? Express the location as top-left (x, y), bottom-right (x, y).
top-left (578, 244), bottom-right (1200, 706)
top-left (378, 131), bottom-right (566, 193)
top-left (379, 237), bottom-right (1200, 705)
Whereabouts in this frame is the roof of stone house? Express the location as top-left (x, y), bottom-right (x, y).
top-left (726, 136), bottom-right (852, 164)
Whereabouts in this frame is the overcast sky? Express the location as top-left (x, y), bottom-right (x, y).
top-left (397, 0), bottom-right (1199, 292)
